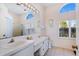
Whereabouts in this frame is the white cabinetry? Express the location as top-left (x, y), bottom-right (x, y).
top-left (34, 37), bottom-right (49, 56)
top-left (39, 38), bottom-right (49, 56)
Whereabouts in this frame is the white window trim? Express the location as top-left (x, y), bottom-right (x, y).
top-left (59, 20), bottom-right (76, 39)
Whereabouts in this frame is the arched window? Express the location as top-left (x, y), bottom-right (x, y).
top-left (60, 3), bottom-right (76, 14)
top-left (26, 11), bottom-right (33, 20)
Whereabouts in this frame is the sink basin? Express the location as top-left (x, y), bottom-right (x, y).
top-left (0, 41), bottom-right (26, 56)
top-left (0, 41), bottom-right (25, 49)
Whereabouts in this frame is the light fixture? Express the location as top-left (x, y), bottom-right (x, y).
top-left (16, 3), bottom-right (39, 14)
top-left (28, 4), bottom-right (31, 8)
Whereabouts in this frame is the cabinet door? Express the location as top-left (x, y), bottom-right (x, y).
top-left (43, 39), bottom-right (48, 54)
top-left (40, 39), bottom-right (49, 56)
top-left (44, 39), bottom-right (49, 51)
top-left (12, 45), bottom-right (34, 56)
top-left (39, 41), bottom-right (45, 56)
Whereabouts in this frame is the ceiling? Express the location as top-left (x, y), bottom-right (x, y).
top-left (5, 3), bottom-right (28, 15)
top-left (5, 3), bottom-right (55, 15)
top-left (40, 3), bottom-right (54, 8)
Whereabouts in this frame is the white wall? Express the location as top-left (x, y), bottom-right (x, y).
top-left (76, 3), bottom-right (79, 55)
top-left (45, 3), bottom-right (76, 50)
top-left (0, 4), bottom-right (13, 38)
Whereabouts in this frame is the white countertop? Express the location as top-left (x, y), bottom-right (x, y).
top-left (0, 40), bottom-right (34, 56)
top-left (0, 35), bottom-right (48, 56)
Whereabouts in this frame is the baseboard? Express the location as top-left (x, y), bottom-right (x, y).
top-left (52, 46), bottom-right (74, 51)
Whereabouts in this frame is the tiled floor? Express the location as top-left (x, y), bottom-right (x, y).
top-left (45, 47), bottom-right (75, 56)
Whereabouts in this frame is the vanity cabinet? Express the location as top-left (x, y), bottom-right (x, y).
top-left (34, 37), bottom-right (49, 56)
top-left (10, 44), bottom-right (34, 56)
top-left (39, 38), bottom-right (49, 56)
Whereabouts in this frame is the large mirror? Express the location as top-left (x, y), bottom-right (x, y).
top-left (0, 3), bottom-right (41, 39)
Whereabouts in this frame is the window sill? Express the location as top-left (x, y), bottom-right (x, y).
top-left (58, 37), bottom-right (76, 40)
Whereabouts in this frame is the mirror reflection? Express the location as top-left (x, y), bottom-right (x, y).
top-left (0, 3), bottom-right (42, 39)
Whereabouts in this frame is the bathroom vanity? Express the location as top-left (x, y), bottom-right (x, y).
top-left (0, 39), bottom-right (34, 56)
top-left (0, 35), bottom-right (49, 56)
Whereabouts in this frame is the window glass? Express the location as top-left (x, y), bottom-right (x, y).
top-left (60, 3), bottom-right (76, 14)
top-left (59, 20), bottom-right (69, 37)
top-left (59, 20), bottom-right (76, 38)
top-left (70, 20), bottom-right (76, 38)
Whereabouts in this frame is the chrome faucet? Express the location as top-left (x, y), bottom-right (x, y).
top-left (8, 38), bottom-right (14, 43)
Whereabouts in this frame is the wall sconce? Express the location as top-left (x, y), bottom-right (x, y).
top-left (49, 19), bottom-right (54, 27)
